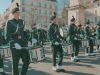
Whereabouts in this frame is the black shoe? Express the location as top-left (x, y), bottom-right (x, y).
top-left (89, 55), bottom-right (96, 56)
top-left (0, 72), bottom-right (6, 75)
top-left (58, 69), bottom-right (65, 72)
top-left (74, 59), bottom-right (80, 62)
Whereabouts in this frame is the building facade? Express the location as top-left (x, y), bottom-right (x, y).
top-left (83, 0), bottom-right (100, 26)
top-left (0, 0), bottom-right (58, 29)
top-left (67, 0), bottom-right (100, 27)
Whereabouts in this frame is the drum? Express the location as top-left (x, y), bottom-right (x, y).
top-left (34, 46), bottom-right (45, 61)
top-left (28, 46), bottom-right (45, 62)
top-left (62, 43), bottom-right (73, 55)
top-left (81, 39), bottom-right (89, 48)
top-left (95, 39), bottom-right (100, 46)
top-left (28, 47), bottom-right (38, 63)
top-left (0, 46), bottom-right (11, 58)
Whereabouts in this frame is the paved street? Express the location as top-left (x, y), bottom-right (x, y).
top-left (3, 42), bottom-right (100, 75)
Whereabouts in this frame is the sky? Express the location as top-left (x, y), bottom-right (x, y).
top-left (0, 0), bottom-right (62, 15)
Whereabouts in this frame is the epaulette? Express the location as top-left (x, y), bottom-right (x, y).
top-left (20, 19), bottom-right (25, 25)
top-left (49, 23), bottom-right (52, 25)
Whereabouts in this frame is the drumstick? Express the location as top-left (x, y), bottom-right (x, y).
top-left (13, 47), bottom-right (30, 49)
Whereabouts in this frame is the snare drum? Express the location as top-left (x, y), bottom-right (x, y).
top-left (29, 46), bottom-right (45, 62)
top-left (81, 39), bottom-right (89, 48)
top-left (34, 46), bottom-right (45, 61)
top-left (95, 39), bottom-right (100, 46)
top-left (0, 46), bottom-right (11, 58)
top-left (28, 47), bottom-right (38, 63)
top-left (62, 43), bottom-right (73, 55)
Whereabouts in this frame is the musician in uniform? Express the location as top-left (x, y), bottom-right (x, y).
top-left (4, 3), bottom-right (37, 75)
top-left (0, 25), bottom-right (5, 74)
top-left (96, 22), bottom-right (100, 52)
top-left (1, 24), bottom-right (7, 45)
top-left (38, 27), bottom-right (46, 46)
top-left (48, 14), bottom-right (66, 72)
top-left (62, 24), bottom-right (67, 31)
top-left (67, 16), bottom-right (80, 61)
top-left (84, 20), bottom-right (95, 56)
top-left (77, 24), bottom-right (83, 38)
top-left (42, 28), bottom-right (47, 45)
top-left (30, 23), bottom-right (38, 46)
top-left (77, 24), bottom-right (84, 50)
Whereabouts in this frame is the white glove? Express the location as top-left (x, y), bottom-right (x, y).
top-left (66, 37), bottom-right (69, 41)
top-left (80, 34), bottom-right (83, 38)
top-left (92, 33), bottom-right (94, 35)
top-left (37, 28), bottom-right (39, 29)
top-left (74, 37), bottom-right (77, 40)
top-left (90, 37), bottom-right (93, 39)
top-left (55, 41), bottom-right (59, 45)
top-left (32, 38), bottom-right (37, 43)
top-left (14, 43), bottom-right (21, 49)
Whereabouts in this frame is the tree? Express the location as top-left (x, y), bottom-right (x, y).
top-left (58, 0), bottom-right (69, 26)
top-left (26, 10), bottom-right (38, 28)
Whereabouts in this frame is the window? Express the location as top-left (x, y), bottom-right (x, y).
top-left (39, 3), bottom-right (41, 7)
top-left (30, 1), bottom-right (33, 5)
top-left (38, 17), bottom-right (41, 23)
top-left (49, 11), bottom-right (52, 15)
top-left (38, 9), bottom-right (41, 14)
top-left (50, 5), bottom-right (52, 9)
top-left (22, 16), bottom-right (25, 20)
top-left (95, 10), bottom-right (97, 14)
top-left (22, 7), bottom-right (25, 12)
top-left (66, 20), bottom-right (67, 24)
top-left (50, 18), bottom-right (51, 23)
top-left (30, 8), bottom-right (33, 12)
top-left (22, 0), bottom-right (25, 5)
top-left (44, 10), bottom-right (47, 14)
top-left (62, 20), bottom-right (64, 24)
top-left (44, 17), bottom-right (47, 23)
top-left (95, 17), bottom-right (97, 22)
top-left (44, 4), bottom-right (47, 8)
top-left (55, 6), bottom-right (57, 10)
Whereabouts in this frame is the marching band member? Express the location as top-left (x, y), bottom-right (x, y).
top-left (30, 23), bottom-right (38, 46)
top-left (96, 22), bottom-right (100, 52)
top-left (48, 14), bottom-right (66, 72)
top-left (67, 16), bottom-right (80, 61)
top-left (0, 27), bottom-right (5, 74)
top-left (84, 20), bottom-right (95, 56)
top-left (77, 24), bottom-right (83, 39)
top-left (4, 3), bottom-right (37, 75)
top-left (77, 24), bottom-right (84, 50)
top-left (61, 24), bottom-right (67, 31)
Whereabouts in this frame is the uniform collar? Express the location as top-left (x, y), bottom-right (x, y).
top-left (71, 23), bottom-right (75, 26)
top-left (13, 18), bottom-right (19, 22)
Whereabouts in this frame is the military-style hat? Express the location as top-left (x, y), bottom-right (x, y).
top-left (71, 16), bottom-right (75, 22)
top-left (11, 3), bottom-right (19, 13)
top-left (78, 24), bottom-right (82, 27)
top-left (51, 12), bottom-right (56, 20)
top-left (32, 23), bottom-right (36, 26)
top-left (86, 20), bottom-right (90, 24)
top-left (62, 24), bottom-right (65, 26)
